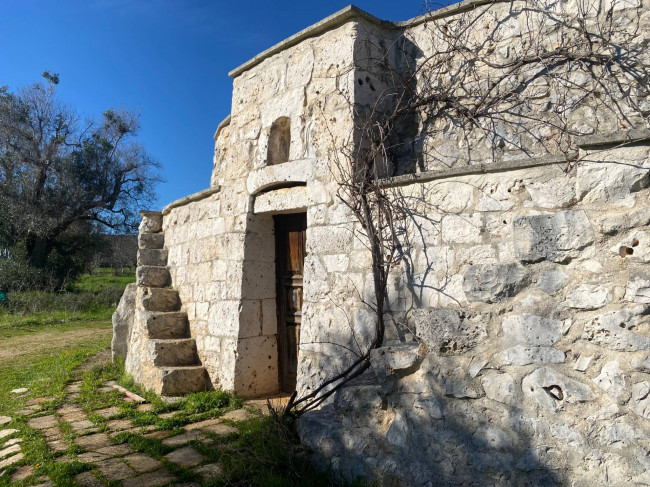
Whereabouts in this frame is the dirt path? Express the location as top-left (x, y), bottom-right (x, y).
top-left (0, 326), bottom-right (112, 364)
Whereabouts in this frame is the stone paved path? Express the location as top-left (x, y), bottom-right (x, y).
top-left (0, 378), bottom-right (279, 486)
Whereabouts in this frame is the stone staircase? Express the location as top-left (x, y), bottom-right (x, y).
top-left (133, 211), bottom-right (208, 397)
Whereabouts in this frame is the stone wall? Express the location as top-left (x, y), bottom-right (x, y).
top-left (298, 140), bottom-right (650, 486)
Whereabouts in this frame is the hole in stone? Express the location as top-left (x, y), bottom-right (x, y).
top-left (543, 385), bottom-right (564, 401)
top-left (619, 246), bottom-right (634, 257)
top-left (632, 238), bottom-right (640, 247)
top-left (503, 220), bottom-right (507, 224)
top-left (358, 78), bottom-right (363, 85)
top-left (620, 322), bottom-right (626, 328)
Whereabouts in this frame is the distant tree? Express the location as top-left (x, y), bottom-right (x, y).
top-left (0, 73), bottom-right (161, 288)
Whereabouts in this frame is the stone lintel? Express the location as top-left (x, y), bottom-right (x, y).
top-left (246, 159), bottom-right (313, 196)
top-left (253, 186), bottom-right (308, 215)
top-left (162, 186), bottom-right (222, 215)
top-left (577, 128), bottom-right (650, 149)
top-left (380, 155), bottom-right (568, 189)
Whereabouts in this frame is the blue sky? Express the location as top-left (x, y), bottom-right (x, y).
top-left (0, 1), bottom-right (441, 210)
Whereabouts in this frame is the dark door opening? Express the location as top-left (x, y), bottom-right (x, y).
top-left (274, 213), bottom-right (306, 393)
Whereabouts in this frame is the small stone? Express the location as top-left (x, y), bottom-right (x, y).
top-left (95, 407), bottom-right (121, 419)
top-left (582, 307), bottom-right (650, 351)
top-left (493, 345), bottom-right (565, 366)
top-left (561, 284), bottom-right (611, 310)
top-left (161, 430), bottom-right (205, 447)
top-left (164, 446), bottom-right (204, 467)
top-left (0, 429), bottom-right (18, 440)
top-left (27, 415), bottom-right (58, 430)
top-left (124, 453), bottom-right (163, 472)
top-left (47, 440), bottom-right (68, 452)
top-left (201, 423), bottom-right (238, 436)
top-left (74, 471), bottom-right (104, 487)
top-left (501, 314), bottom-right (563, 346)
top-left (96, 458), bottom-right (135, 481)
top-left (463, 263), bottom-right (527, 302)
top-left (76, 452), bottom-right (108, 463)
top-left (599, 421), bottom-right (639, 447)
top-left (0, 416), bottom-right (11, 426)
top-left (106, 419), bottom-right (132, 431)
top-left (0, 452), bottom-right (24, 469)
top-left (122, 469), bottom-right (176, 487)
top-left (96, 444), bottom-right (133, 457)
top-left (631, 356), bottom-right (650, 373)
top-left (0, 443), bottom-right (21, 459)
top-left (481, 372), bottom-right (516, 405)
top-left (10, 388), bottom-right (28, 394)
top-left (536, 268), bottom-right (568, 295)
top-left (184, 418), bottom-right (222, 431)
top-left (70, 420), bottom-right (96, 433)
top-left (469, 361), bottom-right (487, 378)
top-left (631, 381), bottom-right (650, 419)
top-left (10, 465), bottom-right (33, 481)
top-left (574, 355), bottom-right (593, 372)
top-left (74, 433), bottom-right (112, 450)
top-left (522, 367), bottom-right (595, 411)
top-left (592, 361), bottom-right (626, 399)
top-left (624, 274), bottom-right (650, 303)
top-left (221, 409), bottom-right (252, 422)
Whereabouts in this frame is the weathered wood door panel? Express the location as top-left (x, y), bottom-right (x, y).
top-left (275, 213), bottom-right (306, 393)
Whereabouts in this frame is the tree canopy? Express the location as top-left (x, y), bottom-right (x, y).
top-left (0, 72), bottom-right (161, 289)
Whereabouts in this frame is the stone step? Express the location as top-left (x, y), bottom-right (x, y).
top-left (139, 287), bottom-right (180, 312)
top-left (136, 266), bottom-right (171, 288)
top-left (145, 312), bottom-right (189, 339)
top-left (137, 249), bottom-right (168, 267)
top-left (150, 339), bottom-right (199, 367)
top-left (138, 232), bottom-right (164, 250)
top-left (159, 366), bottom-right (207, 396)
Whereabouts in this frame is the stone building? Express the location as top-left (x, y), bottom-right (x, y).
top-left (114, 0), bottom-right (650, 484)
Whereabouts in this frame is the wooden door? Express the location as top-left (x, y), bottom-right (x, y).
top-left (275, 213), bottom-right (306, 393)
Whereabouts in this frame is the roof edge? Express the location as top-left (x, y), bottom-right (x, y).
top-left (228, 0), bottom-right (494, 79)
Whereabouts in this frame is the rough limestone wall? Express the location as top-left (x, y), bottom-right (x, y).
top-left (298, 142), bottom-right (650, 485)
top-left (395, 0), bottom-right (650, 174)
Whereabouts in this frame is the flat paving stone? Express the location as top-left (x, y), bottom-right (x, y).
top-left (201, 423), bottom-right (238, 436)
top-left (10, 465), bottom-right (33, 481)
top-left (161, 430), bottom-right (205, 447)
top-left (124, 453), bottom-right (163, 472)
top-left (33, 482), bottom-right (54, 487)
top-left (0, 416), bottom-right (11, 426)
top-left (195, 463), bottom-right (223, 479)
top-left (70, 420), bottom-right (96, 433)
top-left (106, 419), bottom-right (132, 431)
top-left (95, 407), bottom-right (120, 418)
top-left (143, 430), bottom-right (171, 440)
top-left (0, 429), bottom-right (19, 439)
top-left (221, 409), bottom-right (252, 422)
top-left (164, 446), bottom-right (204, 467)
top-left (18, 405), bottom-right (41, 416)
top-left (97, 386), bottom-right (114, 393)
top-left (74, 471), bottom-right (104, 487)
top-left (96, 444), bottom-right (132, 457)
top-left (66, 383), bottom-right (82, 393)
top-left (57, 404), bottom-right (83, 415)
top-left (41, 427), bottom-right (62, 439)
top-left (76, 452), bottom-right (108, 463)
top-left (47, 440), bottom-right (68, 452)
top-left (27, 415), bottom-right (58, 429)
top-left (11, 388), bottom-right (28, 394)
top-left (122, 469), bottom-right (175, 487)
top-left (136, 404), bottom-right (154, 412)
top-left (61, 411), bottom-right (88, 422)
top-left (26, 397), bottom-right (54, 406)
top-left (184, 418), bottom-right (221, 431)
top-left (74, 433), bottom-right (112, 450)
top-left (3, 438), bottom-right (22, 447)
top-left (0, 443), bottom-right (21, 459)
top-left (96, 458), bottom-right (134, 481)
top-left (157, 412), bottom-right (176, 419)
top-left (0, 452), bottom-right (24, 469)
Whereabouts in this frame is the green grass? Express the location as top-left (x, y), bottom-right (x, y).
top-left (73, 268), bottom-right (136, 293)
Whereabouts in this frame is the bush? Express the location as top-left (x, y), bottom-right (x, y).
top-left (2, 287), bottom-right (126, 314)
